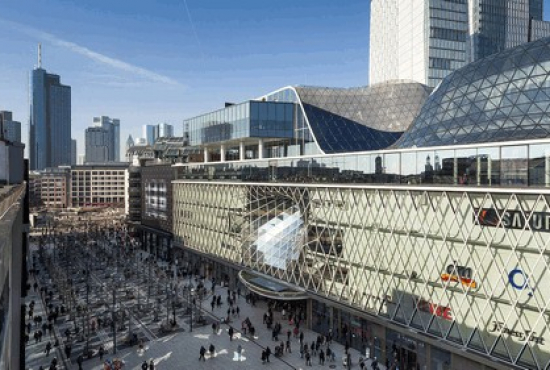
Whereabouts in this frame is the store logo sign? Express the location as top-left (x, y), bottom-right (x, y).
top-left (488, 321), bottom-right (544, 345)
top-left (441, 261), bottom-right (477, 289)
top-left (475, 208), bottom-right (550, 233)
top-left (417, 298), bottom-right (452, 321)
top-left (508, 268), bottom-right (534, 297)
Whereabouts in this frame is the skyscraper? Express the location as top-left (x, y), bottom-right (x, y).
top-left (143, 125), bottom-right (156, 145)
top-left (71, 139), bottom-right (77, 165)
top-left (85, 116), bottom-right (120, 163)
top-left (0, 111), bottom-right (21, 143)
top-left (369, 0), bottom-right (550, 88)
top-left (29, 44), bottom-right (71, 170)
top-left (157, 123), bottom-right (174, 138)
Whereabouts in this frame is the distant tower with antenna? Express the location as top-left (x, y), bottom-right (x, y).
top-left (38, 43), bottom-right (42, 68)
top-left (29, 43), bottom-right (72, 170)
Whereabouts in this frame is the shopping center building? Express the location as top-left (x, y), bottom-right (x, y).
top-left (172, 37), bottom-right (550, 369)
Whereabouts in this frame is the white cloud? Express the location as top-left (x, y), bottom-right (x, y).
top-left (1, 19), bottom-right (182, 86)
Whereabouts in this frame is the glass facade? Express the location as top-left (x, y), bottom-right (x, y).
top-left (173, 180), bottom-right (550, 369)
top-left (29, 69), bottom-right (72, 171)
top-left (262, 83), bottom-right (430, 154)
top-left (175, 139), bottom-right (550, 188)
top-left (186, 101), bottom-right (294, 146)
top-left (370, 0), bottom-right (550, 88)
top-left (397, 36), bottom-right (550, 148)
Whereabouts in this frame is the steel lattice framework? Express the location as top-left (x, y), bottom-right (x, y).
top-left (174, 181), bottom-right (550, 369)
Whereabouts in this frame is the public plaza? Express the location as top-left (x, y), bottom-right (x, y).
top-left (23, 219), bottom-right (370, 370)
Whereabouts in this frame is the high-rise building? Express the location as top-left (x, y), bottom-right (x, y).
top-left (85, 116), bottom-right (120, 163)
top-left (143, 125), bottom-right (156, 145)
top-left (369, 0), bottom-right (550, 88)
top-left (0, 111), bottom-right (22, 143)
top-left (157, 123), bottom-right (174, 138)
top-left (71, 139), bottom-right (77, 165)
top-left (29, 45), bottom-right (71, 170)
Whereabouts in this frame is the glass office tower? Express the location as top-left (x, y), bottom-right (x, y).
top-left (370, 0), bottom-right (550, 88)
top-left (29, 68), bottom-right (71, 170)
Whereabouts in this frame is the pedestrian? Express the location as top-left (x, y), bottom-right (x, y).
top-left (311, 341), bottom-right (316, 356)
top-left (99, 344), bottom-right (105, 360)
top-left (142, 360), bottom-right (149, 370)
top-left (211, 300), bottom-right (215, 311)
top-left (45, 341), bottom-right (52, 356)
top-left (228, 326), bottom-right (234, 341)
top-left (300, 343), bottom-right (304, 358)
top-left (299, 331), bottom-right (304, 345)
top-left (199, 345), bottom-right (206, 361)
top-left (237, 344), bottom-right (242, 360)
top-left (64, 343), bottom-right (71, 359)
top-left (149, 359), bottom-right (155, 370)
top-left (265, 346), bottom-right (271, 362)
top-left (371, 357), bottom-right (378, 370)
top-left (34, 331), bottom-right (39, 343)
top-left (286, 339), bottom-right (291, 353)
top-left (50, 357), bottom-right (58, 370)
top-left (287, 329), bottom-right (291, 341)
top-left (209, 343), bottom-right (215, 357)
top-left (212, 322), bottom-right (217, 334)
top-left (306, 351), bottom-right (312, 366)
top-left (320, 349), bottom-right (325, 365)
top-left (236, 306), bottom-right (240, 317)
top-left (261, 350), bottom-right (267, 364)
top-left (76, 355), bottom-right (84, 370)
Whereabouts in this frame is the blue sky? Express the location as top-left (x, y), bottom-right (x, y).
top-left (0, 0), bottom-right (370, 157)
top-left (2, 1), bottom-right (550, 159)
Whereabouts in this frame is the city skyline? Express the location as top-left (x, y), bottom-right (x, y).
top-left (2, 1), bottom-right (550, 162)
top-left (0, 0), bottom-right (372, 159)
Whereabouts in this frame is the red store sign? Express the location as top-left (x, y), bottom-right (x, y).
top-left (417, 298), bottom-right (452, 321)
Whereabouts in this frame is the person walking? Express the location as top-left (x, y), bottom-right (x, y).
top-left (319, 349), bottom-right (325, 365)
top-left (286, 339), bottom-right (291, 353)
top-left (141, 360), bottom-right (149, 370)
top-left (199, 345), bottom-right (206, 361)
top-left (45, 341), bottom-right (52, 356)
top-left (149, 359), bottom-right (155, 370)
top-left (305, 350), bottom-right (312, 366)
top-left (265, 346), bottom-right (271, 362)
top-left (228, 326), bottom-right (234, 341)
top-left (209, 343), bottom-right (215, 357)
top-left (77, 355), bottom-right (84, 370)
top-left (99, 344), bottom-right (105, 361)
top-left (212, 322), bottom-right (217, 334)
top-left (64, 343), bottom-right (71, 359)
top-left (237, 344), bottom-right (243, 361)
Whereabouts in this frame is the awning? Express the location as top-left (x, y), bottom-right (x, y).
top-left (238, 270), bottom-right (308, 301)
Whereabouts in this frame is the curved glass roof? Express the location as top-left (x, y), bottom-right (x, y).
top-left (264, 82), bottom-right (431, 154)
top-left (397, 36), bottom-right (550, 148)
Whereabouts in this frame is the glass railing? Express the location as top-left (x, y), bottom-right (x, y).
top-left (175, 139), bottom-right (550, 188)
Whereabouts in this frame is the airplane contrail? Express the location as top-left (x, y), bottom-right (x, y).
top-left (1, 19), bottom-right (182, 86)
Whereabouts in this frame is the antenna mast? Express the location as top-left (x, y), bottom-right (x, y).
top-left (38, 43), bottom-right (42, 68)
